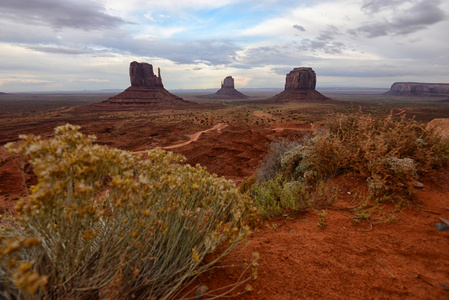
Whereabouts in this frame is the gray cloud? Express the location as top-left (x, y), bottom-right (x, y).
top-left (115, 39), bottom-right (242, 66)
top-left (271, 66), bottom-right (297, 76)
top-left (354, 0), bottom-right (447, 38)
top-left (293, 25), bottom-right (306, 32)
top-left (0, 0), bottom-right (128, 30)
top-left (361, 0), bottom-right (409, 13)
top-left (295, 25), bottom-right (346, 54)
top-left (27, 45), bottom-right (100, 55)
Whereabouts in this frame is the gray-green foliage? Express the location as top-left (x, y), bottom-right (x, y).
top-left (1, 124), bottom-right (255, 299)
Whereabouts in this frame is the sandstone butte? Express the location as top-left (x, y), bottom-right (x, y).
top-left (197, 76), bottom-right (249, 99)
top-left (385, 82), bottom-right (449, 97)
top-left (103, 61), bottom-right (196, 107)
top-left (272, 67), bottom-right (330, 102)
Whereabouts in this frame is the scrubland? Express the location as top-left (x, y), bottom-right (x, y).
top-left (1, 91), bottom-right (449, 299)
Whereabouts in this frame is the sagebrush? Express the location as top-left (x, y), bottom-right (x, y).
top-left (1, 124), bottom-right (256, 299)
top-left (252, 111), bottom-right (449, 217)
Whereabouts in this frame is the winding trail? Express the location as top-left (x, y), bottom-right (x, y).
top-left (133, 123), bottom-right (228, 154)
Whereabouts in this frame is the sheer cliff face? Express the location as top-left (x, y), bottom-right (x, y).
top-left (129, 61), bottom-right (164, 88)
top-left (221, 76), bottom-right (234, 88)
top-left (272, 67), bottom-right (329, 102)
top-left (386, 82), bottom-right (449, 96)
top-left (103, 61), bottom-right (195, 107)
top-left (285, 67), bottom-right (316, 90)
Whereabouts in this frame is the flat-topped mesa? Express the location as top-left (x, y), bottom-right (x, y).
top-left (129, 61), bottom-right (164, 88)
top-left (385, 82), bottom-right (449, 96)
top-left (285, 67), bottom-right (316, 90)
top-left (273, 67), bottom-right (329, 102)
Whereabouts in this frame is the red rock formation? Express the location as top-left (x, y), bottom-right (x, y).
top-left (129, 61), bottom-right (164, 88)
top-left (198, 76), bottom-right (249, 99)
top-left (385, 82), bottom-right (449, 96)
top-left (221, 76), bottom-right (234, 88)
top-left (273, 67), bottom-right (329, 102)
top-left (103, 62), bottom-right (196, 107)
top-left (285, 67), bottom-right (316, 90)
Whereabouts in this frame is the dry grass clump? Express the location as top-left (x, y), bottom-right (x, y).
top-left (1, 124), bottom-right (255, 299)
top-left (252, 111), bottom-right (449, 217)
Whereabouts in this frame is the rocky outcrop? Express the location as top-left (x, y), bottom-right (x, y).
top-left (385, 82), bottom-right (449, 96)
top-left (272, 67), bottom-right (329, 102)
top-left (426, 119), bottom-right (449, 139)
top-left (285, 67), bottom-right (316, 90)
top-left (197, 76), bottom-right (249, 99)
top-left (222, 76), bottom-right (234, 88)
top-left (129, 61), bottom-right (164, 88)
top-left (104, 62), bottom-right (195, 107)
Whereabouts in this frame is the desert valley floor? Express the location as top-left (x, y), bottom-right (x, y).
top-left (1, 90), bottom-right (449, 299)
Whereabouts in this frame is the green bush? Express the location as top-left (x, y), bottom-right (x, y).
top-left (251, 174), bottom-right (326, 219)
top-left (1, 124), bottom-right (255, 299)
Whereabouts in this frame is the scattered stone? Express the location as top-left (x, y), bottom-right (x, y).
top-left (440, 283), bottom-right (449, 291)
top-left (440, 217), bottom-right (449, 226)
top-left (272, 67), bottom-right (330, 102)
top-left (194, 285), bottom-right (209, 300)
top-left (197, 76), bottom-right (249, 99)
top-left (414, 181), bottom-right (424, 188)
top-left (385, 82), bottom-right (449, 96)
top-left (435, 223), bottom-right (449, 231)
top-left (426, 119), bottom-right (449, 139)
top-left (103, 61), bottom-right (196, 107)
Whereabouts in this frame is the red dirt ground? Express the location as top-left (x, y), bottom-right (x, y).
top-left (1, 100), bottom-right (449, 299)
top-left (194, 171), bottom-right (449, 299)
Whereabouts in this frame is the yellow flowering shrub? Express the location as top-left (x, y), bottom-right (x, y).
top-left (1, 124), bottom-right (255, 299)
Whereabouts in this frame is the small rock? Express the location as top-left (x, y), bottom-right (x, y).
top-left (435, 223), bottom-right (449, 231)
top-left (194, 285), bottom-right (209, 300)
top-left (439, 283), bottom-right (449, 291)
top-left (414, 181), bottom-right (424, 188)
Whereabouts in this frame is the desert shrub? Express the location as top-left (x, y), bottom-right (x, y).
top-left (253, 111), bottom-right (449, 209)
top-left (251, 174), bottom-right (309, 219)
top-left (367, 157), bottom-right (417, 199)
top-left (255, 139), bottom-right (302, 183)
top-left (1, 124), bottom-right (254, 299)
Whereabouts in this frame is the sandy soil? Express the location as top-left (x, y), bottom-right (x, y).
top-left (194, 171), bottom-right (449, 299)
top-left (1, 97), bottom-right (449, 299)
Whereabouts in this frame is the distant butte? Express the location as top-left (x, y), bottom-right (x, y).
top-left (385, 82), bottom-right (449, 97)
top-left (198, 76), bottom-right (249, 99)
top-left (272, 67), bottom-right (330, 102)
top-left (103, 61), bottom-right (196, 107)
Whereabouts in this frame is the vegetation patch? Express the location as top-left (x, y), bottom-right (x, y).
top-left (252, 111), bottom-right (449, 217)
top-left (1, 124), bottom-right (255, 299)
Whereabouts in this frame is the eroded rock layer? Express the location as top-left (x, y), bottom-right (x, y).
top-left (386, 82), bottom-right (449, 96)
top-left (198, 76), bottom-right (249, 99)
top-left (273, 67), bottom-right (329, 102)
top-left (104, 62), bottom-right (196, 107)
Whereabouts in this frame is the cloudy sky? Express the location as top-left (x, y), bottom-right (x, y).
top-left (0, 0), bottom-right (448, 92)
